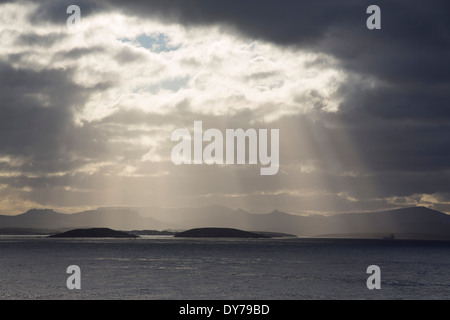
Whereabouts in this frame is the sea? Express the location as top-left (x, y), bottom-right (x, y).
top-left (1, 236), bottom-right (450, 300)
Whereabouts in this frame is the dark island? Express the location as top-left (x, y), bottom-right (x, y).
top-left (174, 227), bottom-right (269, 238)
top-left (130, 230), bottom-right (177, 236)
top-left (49, 228), bottom-right (139, 238)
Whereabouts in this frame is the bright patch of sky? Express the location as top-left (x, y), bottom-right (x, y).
top-left (120, 33), bottom-right (180, 53)
top-left (49, 12), bottom-right (346, 124)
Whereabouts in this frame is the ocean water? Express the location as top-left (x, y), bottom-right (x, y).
top-left (1, 236), bottom-right (450, 300)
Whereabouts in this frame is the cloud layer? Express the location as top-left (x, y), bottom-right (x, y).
top-left (0, 1), bottom-right (449, 215)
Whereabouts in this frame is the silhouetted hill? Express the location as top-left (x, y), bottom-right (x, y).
top-left (137, 205), bottom-right (239, 227)
top-left (0, 227), bottom-right (69, 235)
top-left (0, 208), bottom-right (174, 231)
top-left (175, 227), bottom-right (268, 238)
top-left (320, 207), bottom-right (450, 237)
top-left (49, 228), bottom-right (138, 238)
top-left (252, 231), bottom-right (297, 238)
top-left (139, 206), bottom-right (450, 239)
top-left (130, 230), bottom-right (176, 236)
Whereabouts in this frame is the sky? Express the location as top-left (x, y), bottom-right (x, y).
top-left (0, 0), bottom-right (449, 215)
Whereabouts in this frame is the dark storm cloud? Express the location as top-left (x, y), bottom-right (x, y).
top-left (29, 0), bottom-right (450, 120)
top-left (28, 0), bottom-right (108, 25)
top-left (275, 111), bottom-right (450, 174)
top-left (0, 61), bottom-right (110, 173)
top-left (96, 0), bottom-right (450, 83)
top-left (30, 0), bottom-right (450, 90)
top-left (105, 0), bottom-right (360, 44)
top-left (31, 0), bottom-right (450, 113)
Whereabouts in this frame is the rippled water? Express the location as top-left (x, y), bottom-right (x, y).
top-left (1, 236), bottom-right (450, 299)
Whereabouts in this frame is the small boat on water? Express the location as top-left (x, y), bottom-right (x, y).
top-left (382, 233), bottom-right (395, 240)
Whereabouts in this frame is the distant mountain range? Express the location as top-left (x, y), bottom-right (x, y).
top-left (0, 208), bottom-right (174, 231)
top-left (1, 206), bottom-right (450, 239)
top-left (136, 205), bottom-right (450, 239)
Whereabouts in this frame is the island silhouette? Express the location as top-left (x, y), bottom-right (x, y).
top-left (174, 227), bottom-right (269, 238)
top-left (49, 228), bottom-right (138, 238)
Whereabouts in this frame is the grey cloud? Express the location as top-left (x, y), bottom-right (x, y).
top-left (28, 0), bottom-right (109, 25)
top-left (0, 60), bottom-right (112, 174)
top-left (15, 32), bottom-right (66, 47)
top-left (28, 0), bottom-right (450, 105)
top-left (99, 0), bottom-right (450, 83)
top-left (246, 71), bottom-right (279, 81)
top-left (114, 47), bottom-right (148, 64)
top-left (52, 46), bottom-right (106, 61)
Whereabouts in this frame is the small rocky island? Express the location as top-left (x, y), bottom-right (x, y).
top-left (174, 227), bottom-right (269, 238)
top-left (49, 228), bottom-right (139, 238)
